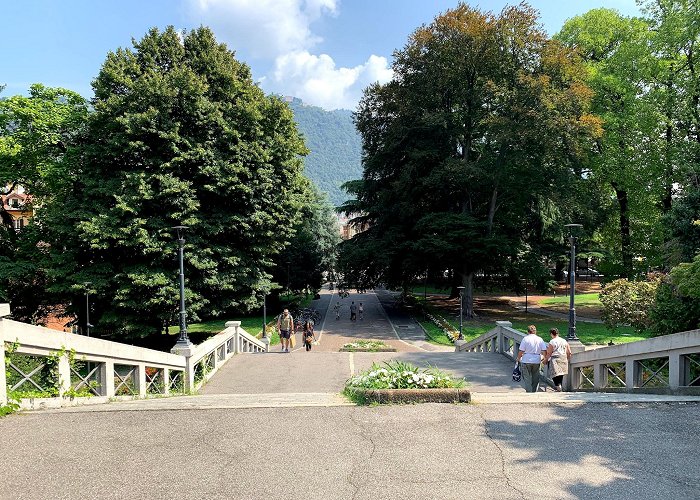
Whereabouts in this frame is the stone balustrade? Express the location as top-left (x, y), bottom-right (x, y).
top-left (454, 321), bottom-right (524, 361)
top-left (569, 329), bottom-right (700, 394)
top-left (455, 318), bottom-right (700, 394)
top-left (0, 305), bottom-right (268, 409)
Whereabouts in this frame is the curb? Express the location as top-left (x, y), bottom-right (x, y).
top-left (349, 388), bottom-right (471, 404)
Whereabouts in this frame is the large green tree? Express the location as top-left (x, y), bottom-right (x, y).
top-left (275, 184), bottom-right (340, 295)
top-left (0, 85), bottom-right (88, 322)
top-left (641, 0), bottom-right (700, 264)
top-left (557, 8), bottom-right (665, 277)
top-left (42, 27), bottom-right (308, 337)
top-left (341, 3), bottom-right (600, 316)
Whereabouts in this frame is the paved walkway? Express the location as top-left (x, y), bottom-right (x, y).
top-left (2, 402), bottom-right (698, 499)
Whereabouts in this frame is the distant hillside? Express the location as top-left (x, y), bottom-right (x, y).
top-left (286, 97), bottom-right (362, 207)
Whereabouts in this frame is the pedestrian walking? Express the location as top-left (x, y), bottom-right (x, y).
top-left (516, 325), bottom-right (547, 392)
top-left (350, 301), bottom-right (357, 321)
top-left (276, 309), bottom-right (294, 352)
top-left (358, 302), bottom-right (364, 320)
top-left (303, 320), bottom-right (316, 351)
top-left (541, 328), bottom-right (572, 391)
top-left (334, 301), bottom-right (341, 319)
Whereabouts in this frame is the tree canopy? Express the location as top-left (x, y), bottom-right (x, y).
top-left (340, 3), bottom-right (600, 315)
top-left (35, 27), bottom-right (309, 337)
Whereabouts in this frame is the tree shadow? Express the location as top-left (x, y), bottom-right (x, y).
top-left (481, 401), bottom-right (700, 498)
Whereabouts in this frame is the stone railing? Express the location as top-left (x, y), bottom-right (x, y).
top-left (454, 321), bottom-right (525, 361)
top-left (569, 330), bottom-right (700, 394)
top-left (0, 306), bottom-right (268, 409)
top-left (455, 317), bottom-right (700, 394)
top-left (176, 320), bottom-right (268, 392)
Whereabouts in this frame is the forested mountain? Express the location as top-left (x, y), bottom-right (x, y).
top-left (286, 97), bottom-right (361, 207)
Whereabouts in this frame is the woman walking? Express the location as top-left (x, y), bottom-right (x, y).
top-left (303, 320), bottom-right (316, 351)
top-left (542, 328), bottom-right (572, 391)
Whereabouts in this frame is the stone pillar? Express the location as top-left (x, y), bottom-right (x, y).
top-left (495, 321), bottom-right (512, 355)
top-left (563, 342), bottom-right (587, 392)
top-left (136, 364), bottom-right (147, 397)
top-left (162, 368), bottom-right (170, 396)
top-left (226, 321), bottom-right (241, 354)
top-left (668, 353), bottom-right (682, 390)
top-left (57, 354), bottom-right (71, 397)
top-left (625, 359), bottom-right (639, 389)
top-left (101, 360), bottom-right (115, 398)
top-left (260, 336), bottom-right (270, 353)
top-left (171, 345), bottom-right (195, 393)
top-left (453, 339), bottom-right (467, 352)
top-left (593, 363), bottom-right (606, 390)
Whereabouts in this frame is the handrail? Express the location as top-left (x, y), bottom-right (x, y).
top-left (0, 305), bottom-right (269, 409)
top-left (569, 330), bottom-right (700, 393)
top-left (455, 321), bottom-right (525, 361)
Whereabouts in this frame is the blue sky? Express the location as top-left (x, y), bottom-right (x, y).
top-left (1, 0), bottom-right (642, 110)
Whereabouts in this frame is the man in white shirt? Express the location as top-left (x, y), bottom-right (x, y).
top-left (516, 325), bottom-right (547, 392)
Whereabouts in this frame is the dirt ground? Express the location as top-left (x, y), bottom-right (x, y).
top-left (427, 280), bottom-right (603, 321)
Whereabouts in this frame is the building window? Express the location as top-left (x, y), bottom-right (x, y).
top-left (9, 198), bottom-right (19, 208)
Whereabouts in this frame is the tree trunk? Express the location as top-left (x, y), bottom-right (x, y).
top-left (458, 270), bottom-right (475, 319)
top-left (612, 182), bottom-right (632, 277)
top-left (662, 122), bottom-right (673, 213)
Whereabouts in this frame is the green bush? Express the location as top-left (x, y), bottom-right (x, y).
top-left (599, 277), bottom-right (660, 333)
top-left (648, 270), bottom-right (700, 336)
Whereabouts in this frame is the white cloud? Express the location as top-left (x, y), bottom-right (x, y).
top-left (271, 51), bottom-right (392, 110)
top-left (189, 0), bottom-right (338, 58)
top-left (186, 0), bottom-right (393, 110)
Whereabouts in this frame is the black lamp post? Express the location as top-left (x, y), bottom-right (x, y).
top-left (262, 288), bottom-right (268, 339)
top-left (286, 260), bottom-right (291, 302)
top-left (565, 224), bottom-right (583, 342)
top-left (83, 282), bottom-right (92, 337)
top-left (172, 226), bottom-right (193, 349)
top-left (457, 285), bottom-right (465, 340)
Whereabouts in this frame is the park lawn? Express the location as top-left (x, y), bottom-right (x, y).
top-left (539, 293), bottom-right (600, 306)
top-left (410, 285), bottom-right (451, 295)
top-left (419, 319), bottom-right (495, 346)
top-left (426, 314), bottom-right (649, 346)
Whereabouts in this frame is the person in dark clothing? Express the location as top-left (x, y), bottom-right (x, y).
top-left (303, 320), bottom-right (316, 351)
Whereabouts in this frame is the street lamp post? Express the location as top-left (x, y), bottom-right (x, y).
top-left (172, 226), bottom-right (193, 349)
top-left (286, 260), bottom-right (291, 302)
top-left (83, 282), bottom-right (92, 337)
top-left (457, 286), bottom-right (465, 341)
top-left (565, 224), bottom-right (583, 342)
top-left (262, 289), bottom-right (267, 338)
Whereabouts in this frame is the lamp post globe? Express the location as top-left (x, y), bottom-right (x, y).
top-left (564, 224), bottom-right (583, 342)
top-left (171, 226), bottom-right (193, 350)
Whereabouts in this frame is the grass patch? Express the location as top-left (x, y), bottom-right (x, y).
top-left (429, 311), bottom-right (647, 346)
top-left (509, 320), bottom-right (649, 345)
top-left (187, 316), bottom-right (281, 346)
top-left (410, 285), bottom-right (451, 295)
top-left (540, 293), bottom-right (600, 306)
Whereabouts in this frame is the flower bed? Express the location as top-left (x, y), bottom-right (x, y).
top-left (344, 360), bottom-right (468, 404)
top-left (339, 340), bottom-right (397, 352)
top-left (424, 311), bottom-right (459, 343)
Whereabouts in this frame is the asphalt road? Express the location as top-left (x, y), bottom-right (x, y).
top-left (1, 402), bottom-right (698, 499)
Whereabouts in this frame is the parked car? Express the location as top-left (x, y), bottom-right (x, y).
top-left (576, 268), bottom-right (602, 277)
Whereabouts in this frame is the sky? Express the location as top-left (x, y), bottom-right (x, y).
top-left (1, 0), bottom-right (642, 111)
